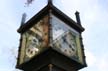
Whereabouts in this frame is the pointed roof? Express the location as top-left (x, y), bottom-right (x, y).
top-left (18, 2), bottom-right (84, 33)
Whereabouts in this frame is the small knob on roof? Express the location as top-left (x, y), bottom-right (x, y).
top-left (21, 13), bottom-right (27, 25)
top-left (75, 11), bottom-right (82, 26)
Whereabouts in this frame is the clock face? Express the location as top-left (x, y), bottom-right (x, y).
top-left (51, 15), bottom-right (79, 60)
top-left (22, 16), bottom-right (49, 62)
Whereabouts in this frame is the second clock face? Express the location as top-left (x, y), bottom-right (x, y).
top-left (23, 16), bottom-right (49, 62)
top-left (26, 33), bottom-right (42, 58)
top-left (51, 15), bottom-right (79, 60)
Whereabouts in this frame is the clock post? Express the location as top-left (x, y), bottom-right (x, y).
top-left (16, 0), bottom-right (87, 71)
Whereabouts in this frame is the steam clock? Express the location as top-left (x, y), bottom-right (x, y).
top-left (16, 0), bottom-right (87, 71)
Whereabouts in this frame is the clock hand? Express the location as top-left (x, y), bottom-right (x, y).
top-left (61, 35), bottom-right (75, 52)
top-left (59, 36), bottom-right (73, 51)
top-left (68, 43), bottom-right (75, 52)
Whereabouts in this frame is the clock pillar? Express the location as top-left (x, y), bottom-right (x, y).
top-left (33, 64), bottom-right (77, 71)
top-left (34, 64), bottom-right (65, 71)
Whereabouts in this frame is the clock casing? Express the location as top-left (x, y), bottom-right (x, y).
top-left (16, 2), bottom-right (87, 71)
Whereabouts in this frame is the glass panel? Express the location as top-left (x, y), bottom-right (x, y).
top-left (51, 16), bottom-right (68, 40)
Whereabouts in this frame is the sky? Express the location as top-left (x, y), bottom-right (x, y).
top-left (0, 0), bottom-right (108, 71)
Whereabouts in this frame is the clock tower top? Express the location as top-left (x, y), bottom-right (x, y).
top-left (16, 0), bottom-right (87, 71)
top-left (48, 0), bottom-right (53, 5)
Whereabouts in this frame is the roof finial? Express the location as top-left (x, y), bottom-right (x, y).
top-left (48, 0), bottom-right (53, 5)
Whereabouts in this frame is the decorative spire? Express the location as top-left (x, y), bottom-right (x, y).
top-left (48, 0), bottom-right (53, 6)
